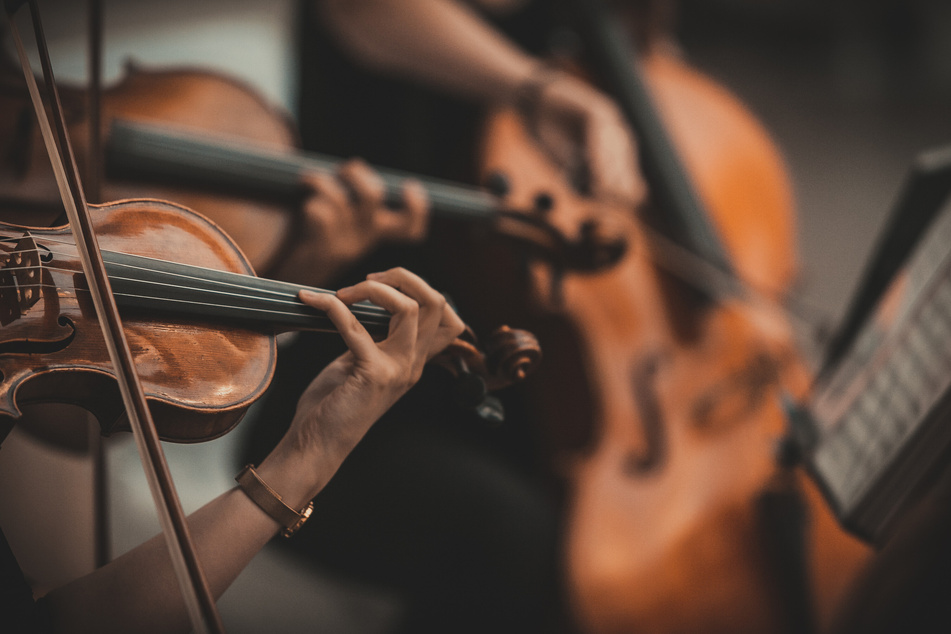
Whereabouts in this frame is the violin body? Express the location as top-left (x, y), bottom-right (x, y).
top-left (1, 65), bottom-right (299, 274)
top-left (0, 198), bottom-right (274, 443)
top-left (0, 194), bottom-right (541, 442)
top-left (479, 51), bottom-right (869, 632)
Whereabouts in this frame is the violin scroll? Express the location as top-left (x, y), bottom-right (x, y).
top-left (483, 325), bottom-right (543, 386)
top-left (433, 325), bottom-right (542, 425)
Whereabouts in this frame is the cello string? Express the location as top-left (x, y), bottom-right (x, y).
top-left (629, 216), bottom-right (833, 363)
top-left (587, 185), bottom-right (832, 340)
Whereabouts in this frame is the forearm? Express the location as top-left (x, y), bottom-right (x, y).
top-left (42, 445), bottom-right (333, 634)
top-left (25, 269), bottom-right (456, 634)
top-left (318, 0), bottom-right (536, 104)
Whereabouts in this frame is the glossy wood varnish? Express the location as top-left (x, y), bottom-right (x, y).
top-left (0, 199), bottom-right (274, 442)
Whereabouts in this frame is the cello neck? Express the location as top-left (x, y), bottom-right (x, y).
top-left (106, 118), bottom-right (498, 224)
top-left (101, 248), bottom-right (390, 337)
top-left (566, 0), bottom-right (735, 287)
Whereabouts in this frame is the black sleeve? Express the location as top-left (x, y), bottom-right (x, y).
top-left (1, 527), bottom-right (54, 634)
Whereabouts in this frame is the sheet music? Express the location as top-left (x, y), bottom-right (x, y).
top-left (810, 196), bottom-right (951, 540)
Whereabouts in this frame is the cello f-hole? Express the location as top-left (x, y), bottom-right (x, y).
top-left (625, 351), bottom-right (668, 475)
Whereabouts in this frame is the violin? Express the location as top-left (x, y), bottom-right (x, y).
top-left (0, 197), bottom-right (541, 443)
top-left (1, 5), bottom-right (544, 630)
top-left (0, 65), bottom-right (626, 282)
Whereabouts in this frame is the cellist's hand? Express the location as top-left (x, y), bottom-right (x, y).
top-left (262, 268), bottom-right (464, 498)
top-left (527, 71), bottom-right (647, 205)
top-left (318, 0), bottom-right (644, 204)
top-left (274, 159), bottom-right (429, 286)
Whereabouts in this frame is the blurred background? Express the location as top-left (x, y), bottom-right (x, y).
top-left (1, 0), bottom-right (950, 631)
top-left (679, 0), bottom-right (951, 325)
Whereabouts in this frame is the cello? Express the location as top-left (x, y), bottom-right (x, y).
top-left (469, 2), bottom-right (872, 631)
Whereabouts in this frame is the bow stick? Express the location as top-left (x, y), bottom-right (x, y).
top-left (4, 1), bottom-right (225, 631)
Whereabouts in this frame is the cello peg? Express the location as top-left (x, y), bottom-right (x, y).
top-left (533, 192), bottom-right (554, 214)
top-left (484, 170), bottom-right (511, 198)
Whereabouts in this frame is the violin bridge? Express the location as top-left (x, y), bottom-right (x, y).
top-left (0, 234), bottom-right (43, 326)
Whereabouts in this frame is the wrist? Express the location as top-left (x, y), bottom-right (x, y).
top-left (254, 440), bottom-right (333, 511)
top-left (512, 63), bottom-right (564, 120)
top-left (235, 464), bottom-right (314, 538)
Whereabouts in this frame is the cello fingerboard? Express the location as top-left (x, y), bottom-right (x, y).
top-left (810, 196), bottom-right (951, 543)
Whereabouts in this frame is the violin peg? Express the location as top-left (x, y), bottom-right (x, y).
top-left (451, 369), bottom-right (488, 411)
top-left (473, 395), bottom-right (505, 428)
top-left (484, 325), bottom-right (542, 386)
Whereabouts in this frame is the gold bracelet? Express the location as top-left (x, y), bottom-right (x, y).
top-left (235, 464), bottom-right (313, 538)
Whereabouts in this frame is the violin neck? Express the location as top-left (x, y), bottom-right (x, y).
top-left (106, 119), bottom-right (498, 223)
top-left (103, 249), bottom-right (390, 337)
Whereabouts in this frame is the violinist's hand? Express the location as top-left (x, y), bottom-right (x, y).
top-left (274, 159), bottom-right (429, 286)
top-left (259, 268), bottom-right (464, 500)
top-left (41, 268), bottom-right (462, 634)
top-left (528, 71), bottom-right (647, 205)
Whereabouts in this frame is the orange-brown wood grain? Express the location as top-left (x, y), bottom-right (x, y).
top-left (479, 49), bottom-right (871, 633)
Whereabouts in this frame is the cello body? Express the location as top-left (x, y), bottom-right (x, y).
top-left (479, 50), bottom-right (870, 632)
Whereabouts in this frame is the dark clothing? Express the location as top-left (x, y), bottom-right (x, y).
top-left (297, 1), bottom-right (554, 184)
top-left (831, 467), bottom-right (951, 634)
top-left (1, 527), bottom-right (52, 634)
top-left (241, 333), bottom-right (569, 633)
top-left (244, 3), bottom-right (575, 632)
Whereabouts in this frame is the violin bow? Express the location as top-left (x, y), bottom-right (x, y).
top-left (3, 2), bottom-right (225, 632)
top-left (86, 0), bottom-right (103, 203)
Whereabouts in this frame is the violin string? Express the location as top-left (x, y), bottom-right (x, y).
top-left (2, 240), bottom-right (387, 314)
top-left (0, 278), bottom-right (390, 326)
top-left (0, 239), bottom-right (387, 311)
top-left (0, 244), bottom-right (390, 322)
top-left (6, 239), bottom-right (335, 299)
top-left (109, 290), bottom-right (382, 324)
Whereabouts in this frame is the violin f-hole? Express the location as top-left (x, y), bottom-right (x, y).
top-left (0, 315), bottom-right (75, 355)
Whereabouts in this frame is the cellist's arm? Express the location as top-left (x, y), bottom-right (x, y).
top-left (316, 0), bottom-right (645, 202)
top-left (320, 0), bottom-right (536, 105)
top-left (38, 269), bottom-right (464, 634)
